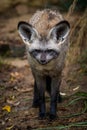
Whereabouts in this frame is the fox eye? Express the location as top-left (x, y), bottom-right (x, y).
top-left (47, 49), bottom-right (55, 55)
top-left (47, 50), bottom-right (59, 57)
top-left (47, 50), bottom-right (55, 55)
top-left (30, 50), bottom-right (41, 57)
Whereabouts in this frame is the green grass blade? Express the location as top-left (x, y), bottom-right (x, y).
top-left (73, 92), bottom-right (87, 97)
top-left (65, 97), bottom-right (87, 106)
top-left (33, 121), bottom-right (87, 130)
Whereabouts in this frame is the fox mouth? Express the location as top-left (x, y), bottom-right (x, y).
top-left (39, 60), bottom-right (48, 65)
top-left (38, 56), bottom-right (58, 65)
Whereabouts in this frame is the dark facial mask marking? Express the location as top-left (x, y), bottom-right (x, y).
top-left (30, 49), bottom-right (59, 65)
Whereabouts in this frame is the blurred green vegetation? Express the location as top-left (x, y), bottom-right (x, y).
top-left (78, 50), bottom-right (87, 75)
top-left (0, 0), bottom-right (87, 14)
top-left (0, 56), bottom-right (6, 68)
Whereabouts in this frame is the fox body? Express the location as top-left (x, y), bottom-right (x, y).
top-left (18, 9), bottom-right (70, 120)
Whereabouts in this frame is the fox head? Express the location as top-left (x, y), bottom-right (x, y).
top-left (17, 20), bottom-right (70, 65)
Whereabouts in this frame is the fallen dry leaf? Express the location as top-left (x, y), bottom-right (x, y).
top-left (6, 125), bottom-right (14, 130)
top-left (2, 105), bottom-right (11, 112)
top-left (14, 86), bottom-right (33, 93)
top-left (7, 99), bottom-right (20, 106)
top-left (10, 72), bottom-right (19, 77)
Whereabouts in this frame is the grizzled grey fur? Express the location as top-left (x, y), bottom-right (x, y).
top-left (17, 9), bottom-right (70, 120)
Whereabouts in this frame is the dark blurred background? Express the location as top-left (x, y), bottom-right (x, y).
top-left (0, 0), bottom-right (87, 16)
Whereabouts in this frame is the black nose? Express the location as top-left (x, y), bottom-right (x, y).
top-left (40, 59), bottom-right (47, 65)
top-left (40, 52), bottom-right (47, 65)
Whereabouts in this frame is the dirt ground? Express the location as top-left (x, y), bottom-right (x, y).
top-left (0, 9), bottom-right (87, 130)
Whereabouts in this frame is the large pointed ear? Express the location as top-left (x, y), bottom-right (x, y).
top-left (17, 21), bottom-right (39, 44)
top-left (48, 20), bottom-right (70, 42)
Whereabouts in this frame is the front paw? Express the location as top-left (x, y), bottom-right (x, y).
top-left (49, 114), bottom-right (58, 121)
top-left (39, 113), bottom-right (46, 120)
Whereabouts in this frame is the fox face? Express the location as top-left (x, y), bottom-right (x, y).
top-left (18, 21), bottom-right (70, 65)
